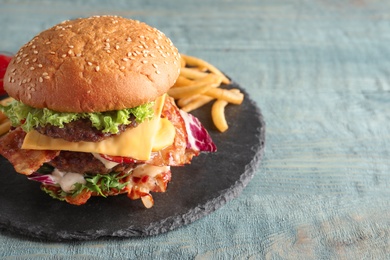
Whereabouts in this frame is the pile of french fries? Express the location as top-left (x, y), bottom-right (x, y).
top-left (0, 97), bottom-right (13, 136)
top-left (169, 54), bottom-right (244, 132)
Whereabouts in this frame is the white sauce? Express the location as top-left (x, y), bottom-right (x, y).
top-left (51, 168), bottom-right (86, 193)
top-left (92, 153), bottom-right (120, 169)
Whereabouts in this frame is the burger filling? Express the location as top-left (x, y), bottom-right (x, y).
top-left (0, 96), bottom-right (216, 207)
top-left (1, 100), bottom-right (155, 142)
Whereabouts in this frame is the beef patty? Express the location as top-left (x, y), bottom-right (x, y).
top-left (35, 115), bottom-right (138, 142)
top-left (48, 151), bottom-right (136, 175)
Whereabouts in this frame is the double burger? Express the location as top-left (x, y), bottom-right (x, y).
top-left (0, 16), bottom-right (216, 208)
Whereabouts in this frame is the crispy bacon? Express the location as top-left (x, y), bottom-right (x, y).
top-left (127, 169), bottom-right (172, 208)
top-left (0, 127), bottom-right (59, 175)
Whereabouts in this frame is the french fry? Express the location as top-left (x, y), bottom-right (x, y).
top-left (0, 120), bottom-right (11, 136)
top-left (181, 54), bottom-right (231, 84)
top-left (173, 75), bottom-right (195, 88)
top-left (180, 55), bottom-right (186, 68)
top-left (168, 82), bottom-right (211, 99)
top-left (177, 94), bottom-right (200, 108)
top-left (172, 53), bottom-right (244, 133)
top-left (205, 87), bottom-right (244, 105)
top-left (181, 95), bottom-right (215, 113)
top-left (180, 67), bottom-right (210, 80)
top-left (211, 99), bottom-right (229, 132)
top-left (169, 73), bottom-right (222, 99)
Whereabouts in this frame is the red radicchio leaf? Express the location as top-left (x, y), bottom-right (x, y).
top-left (179, 110), bottom-right (217, 153)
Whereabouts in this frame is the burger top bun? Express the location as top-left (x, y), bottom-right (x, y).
top-left (4, 16), bottom-right (181, 112)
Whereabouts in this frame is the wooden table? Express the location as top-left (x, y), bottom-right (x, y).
top-left (1, 0), bottom-right (390, 258)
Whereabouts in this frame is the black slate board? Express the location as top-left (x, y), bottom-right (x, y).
top-left (0, 80), bottom-right (265, 241)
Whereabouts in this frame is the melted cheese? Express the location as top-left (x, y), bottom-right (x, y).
top-left (21, 95), bottom-right (175, 160)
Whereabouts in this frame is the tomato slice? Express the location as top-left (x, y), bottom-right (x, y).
top-left (99, 154), bottom-right (140, 164)
top-left (0, 54), bottom-right (13, 96)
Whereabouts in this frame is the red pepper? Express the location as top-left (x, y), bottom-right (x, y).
top-left (0, 54), bottom-right (13, 96)
top-left (99, 154), bottom-right (139, 164)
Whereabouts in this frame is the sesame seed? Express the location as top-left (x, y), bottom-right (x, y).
top-left (46, 41), bottom-right (51, 45)
top-left (105, 38), bottom-right (110, 42)
top-left (127, 52), bottom-right (132, 57)
top-left (11, 79), bottom-right (15, 83)
top-left (44, 76), bottom-right (50, 79)
top-left (120, 66), bottom-right (125, 70)
top-left (32, 45), bottom-right (36, 49)
top-left (76, 53), bottom-right (82, 57)
top-left (11, 68), bottom-right (16, 72)
top-left (38, 64), bottom-right (43, 68)
top-left (39, 77), bottom-right (43, 82)
top-left (152, 64), bottom-right (158, 68)
top-left (24, 61), bottom-right (29, 65)
top-left (32, 58), bottom-right (37, 62)
top-left (33, 50), bottom-right (38, 54)
top-left (87, 62), bottom-right (92, 66)
top-left (142, 60), bottom-right (148, 64)
top-left (29, 67), bottom-right (35, 70)
top-left (50, 52), bottom-right (56, 55)
top-left (22, 79), bottom-right (27, 84)
top-left (42, 72), bottom-right (48, 76)
top-left (61, 54), bottom-right (67, 58)
top-left (154, 39), bottom-right (158, 44)
top-left (22, 54), bottom-right (28, 58)
top-left (115, 45), bottom-right (120, 50)
top-left (155, 70), bottom-right (161, 74)
top-left (68, 50), bottom-right (73, 55)
top-left (164, 61), bottom-right (168, 64)
top-left (126, 37), bottom-right (132, 42)
top-left (122, 58), bottom-right (128, 61)
top-left (95, 66), bottom-right (100, 72)
top-left (69, 45), bottom-right (74, 48)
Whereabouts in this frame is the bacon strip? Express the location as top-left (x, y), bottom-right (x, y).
top-left (0, 127), bottom-right (60, 175)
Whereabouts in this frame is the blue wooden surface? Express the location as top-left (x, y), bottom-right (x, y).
top-left (1, 0), bottom-right (390, 259)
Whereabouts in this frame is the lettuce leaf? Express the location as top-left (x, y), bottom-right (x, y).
top-left (0, 100), bottom-right (154, 134)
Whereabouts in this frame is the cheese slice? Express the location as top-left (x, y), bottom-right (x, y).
top-left (22, 94), bottom-right (174, 161)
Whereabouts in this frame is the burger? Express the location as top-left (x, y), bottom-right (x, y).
top-left (0, 16), bottom-right (216, 208)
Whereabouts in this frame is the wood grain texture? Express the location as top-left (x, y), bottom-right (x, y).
top-left (1, 0), bottom-right (390, 258)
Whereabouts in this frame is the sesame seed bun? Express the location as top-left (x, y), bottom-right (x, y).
top-left (4, 16), bottom-right (181, 112)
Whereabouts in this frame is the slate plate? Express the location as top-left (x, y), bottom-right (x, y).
top-left (0, 80), bottom-right (265, 241)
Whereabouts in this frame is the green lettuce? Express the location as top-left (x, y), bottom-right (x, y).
top-left (0, 100), bottom-right (155, 134)
top-left (40, 172), bottom-right (130, 201)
